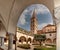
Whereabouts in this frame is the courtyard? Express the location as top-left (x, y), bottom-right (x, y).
top-left (2, 41), bottom-right (56, 50)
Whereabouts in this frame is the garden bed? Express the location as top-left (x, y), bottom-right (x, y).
top-left (18, 44), bottom-right (30, 49)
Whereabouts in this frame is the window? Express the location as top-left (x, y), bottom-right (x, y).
top-left (50, 34), bottom-right (52, 36)
top-left (48, 29), bottom-right (50, 32)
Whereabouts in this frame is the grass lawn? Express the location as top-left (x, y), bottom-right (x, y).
top-left (34, 46), bottom-right (56, 50)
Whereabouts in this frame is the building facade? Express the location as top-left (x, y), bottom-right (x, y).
top-left (17, 27), bottom-right (33, 43)
top-left (34, 24), bottom-right (56, 44)
top-left (42, 24), bottom-right (56, 44)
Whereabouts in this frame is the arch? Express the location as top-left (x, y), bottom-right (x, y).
top-left (33, 38), bottom-right (37, 43)
top-left (19, 36), bottom-right (26, 42)
top-left (7, 0), bottom-right (54, 34)
top-left (46, 38), bottom-right (52, 43)
top-left (53, 38), bottom-right (56, 43)
top-left (0, 14), bottom-right (6, 31)
top-left (0, 15), bottom-right (7, 39)
top-left (28, 38), bottom-right (32, 43)
top-left (0, 20), bottom-right (6, 37)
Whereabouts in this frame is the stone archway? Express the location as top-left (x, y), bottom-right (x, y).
top-left (7, 0), bottom-right (54, 34)
top-left (0, 0), bottom-right (54, 50)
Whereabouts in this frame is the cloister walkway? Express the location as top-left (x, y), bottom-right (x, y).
top-left (3, 44), bottom-right (34, 50)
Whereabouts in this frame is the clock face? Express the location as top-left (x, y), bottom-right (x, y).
top-left (54, 6), bottom-right (60, 19)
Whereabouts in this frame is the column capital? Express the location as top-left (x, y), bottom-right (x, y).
top-left (7, 32), bottom-right (14, 36)
top-left (54, 18), bottom-right (60, 25)
top-left (0, 36), bottom-right (5, 38)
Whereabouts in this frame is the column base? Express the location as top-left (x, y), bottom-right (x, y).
top-left (8, 49), bottom-right (13, 50)
top-left (0, 37), bottom-right (4, 47)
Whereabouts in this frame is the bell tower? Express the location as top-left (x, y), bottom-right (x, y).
top-left (30, 10), bottom-right (38, 34)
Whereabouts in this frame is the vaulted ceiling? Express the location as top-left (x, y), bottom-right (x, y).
top-left (0, 0), bottom-right (60, 34)
top-left (54, 0), bottom-right (60, 7)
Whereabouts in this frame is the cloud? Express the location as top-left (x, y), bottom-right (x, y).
top-left (18, 13), bottom-right (26, 25)
top-left (24, 4), bottom-right (50, 16)
top-left (17, 4), bottom-right (52, 28)
top-left (38, 23), bottom-right (48, 30)
top-left (34, 4), bottom-right (50, 14)
top-left (38, 22), bottom-right (53, 30)
top-left (36, 9), bottom-right (49, 15)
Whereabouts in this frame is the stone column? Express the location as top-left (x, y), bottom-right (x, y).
top-left (1, 37), bottom-right (4, 46)
top-left (0, 37), bottom-right (4, 47)
top-left (55, 18), bottom-right (60, 50)
top-left (0, 37), bottom-right (1, 46)
top-left (57, 22), bottom-right (60, 50)
top-left (8, 33), bottom-right (14, 50)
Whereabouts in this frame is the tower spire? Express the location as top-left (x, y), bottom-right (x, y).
top-left (30, 9), bottom-right (38, 34)
top-left (32, 9), bottom-right (36, 18)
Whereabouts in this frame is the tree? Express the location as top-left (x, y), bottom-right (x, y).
top-left (34, 34), bottom-right (46, 46)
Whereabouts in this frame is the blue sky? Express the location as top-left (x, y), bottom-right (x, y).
top-left (17, 4), bottom-right (53, 31)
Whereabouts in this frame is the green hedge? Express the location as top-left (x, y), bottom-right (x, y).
top-left (18, 44), bottom-right (30, 49)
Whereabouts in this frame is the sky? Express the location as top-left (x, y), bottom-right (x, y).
top-left (17, 4), bottom-right (53, 31)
